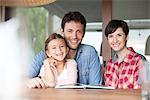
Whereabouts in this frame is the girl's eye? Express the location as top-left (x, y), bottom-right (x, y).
top-left (60, 45), bottom-right (65, 48)
top-left (52, 47), bottom-right (56, 49)
top-left (108, 35), bottom-right (113, 38)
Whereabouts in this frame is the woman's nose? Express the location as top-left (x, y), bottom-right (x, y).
top-left (113, 37), bottom-right (118, 43)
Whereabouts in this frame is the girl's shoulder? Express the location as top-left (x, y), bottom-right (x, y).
top-left (66, 59), bottom-right (77, 64)
top-left (65, 59), bottom-right (77, 69)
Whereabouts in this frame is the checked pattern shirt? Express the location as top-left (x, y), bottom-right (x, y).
top-left (104, 47), bottom-right (144, 89)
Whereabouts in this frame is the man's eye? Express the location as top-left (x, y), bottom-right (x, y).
top-left (77, 30), bottom-right (83, 35)
top-left (68, 30), bottom-right (72, 32)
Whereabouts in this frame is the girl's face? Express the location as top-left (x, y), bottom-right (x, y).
top-left (107, 27), bottom-right (127, 52)
top-left (46, 38), bottom-right (68, 61)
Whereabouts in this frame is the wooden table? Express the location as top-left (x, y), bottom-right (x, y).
top-left (20, 88), bottom-right (142, 100)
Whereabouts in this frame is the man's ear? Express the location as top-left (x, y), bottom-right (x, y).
top-left (60, 28), bottom-right (64, 37)
top-left (66, 47), bottom-right (69, 54)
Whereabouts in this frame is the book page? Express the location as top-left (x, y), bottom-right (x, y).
top-left (55, 83), bottom-right (115, 90)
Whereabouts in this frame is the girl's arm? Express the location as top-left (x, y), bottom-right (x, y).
top-left (42, 58), bottom-right (56, 87)
top-left (57, 59), bottom-right (77, 85)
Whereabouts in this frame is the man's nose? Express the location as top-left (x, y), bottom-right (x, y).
top-left (72, 31), bottom-right (77, 38)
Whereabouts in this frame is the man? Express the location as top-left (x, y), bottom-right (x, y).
top-left (28, 11), bottom-right (102, 88)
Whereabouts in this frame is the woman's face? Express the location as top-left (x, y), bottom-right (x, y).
top-left (46, 38), bottom-right (68, 61)
top-left (107, 27), bottom-right (127, 52)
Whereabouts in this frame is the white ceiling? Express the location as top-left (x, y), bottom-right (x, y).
top-left (44, 0), bottom-right (150, 22)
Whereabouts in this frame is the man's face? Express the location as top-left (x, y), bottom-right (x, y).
top-left (62, 21), bottom-right (85, 50)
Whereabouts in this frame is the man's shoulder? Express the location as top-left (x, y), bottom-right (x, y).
top-left (79, 44), bottom-right (96, 51)
top-left (38, 50), bottom-right (44, 54)
top-left (77, 44), bottom-right (98, 56)
top-left (34, 50), bottom-right (46, 59)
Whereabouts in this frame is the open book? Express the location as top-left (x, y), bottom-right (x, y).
top-left (55, 83), bottom-right (115, 90)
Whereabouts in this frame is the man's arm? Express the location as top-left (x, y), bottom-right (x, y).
top-left (28, 50), bottom-right (46, 78)
top-left (89, 47), bottom-right (102, 85)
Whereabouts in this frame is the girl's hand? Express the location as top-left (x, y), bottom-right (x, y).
top-left (26, 77), bottom-right (47, 89)
top-left (44, 57), bottom-right (57, 68)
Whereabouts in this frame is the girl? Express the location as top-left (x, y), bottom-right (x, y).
top-left (27, 33), bottom-right (77, 88)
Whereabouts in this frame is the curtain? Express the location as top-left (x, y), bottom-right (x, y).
top-left (0, 6), bottom-right (5, 22)
top-left (145, 35), bottom-right (150, 55)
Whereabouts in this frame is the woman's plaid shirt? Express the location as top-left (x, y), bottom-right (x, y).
top-left (104, 47), bottom-right (144, 89)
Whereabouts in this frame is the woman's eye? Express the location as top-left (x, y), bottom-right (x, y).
top-left (117, 34), bottom-right (122, 36)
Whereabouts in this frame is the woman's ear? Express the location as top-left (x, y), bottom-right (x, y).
top-left (126, 35), bottom-right (129, 40)
top-left (125, 35), bottom-right (129, 45)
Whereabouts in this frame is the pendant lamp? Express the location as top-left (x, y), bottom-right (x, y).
top-left (0, 0), bottom-right (56, 7)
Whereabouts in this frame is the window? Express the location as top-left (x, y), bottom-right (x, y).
top-left (16, 7), bottom-right (48, 55)
top-left (127, 29), bottom-right (150, 61)
top-left (82, 31), bottom-right (102, 56)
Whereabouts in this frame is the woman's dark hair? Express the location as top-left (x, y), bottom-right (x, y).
top-left (105, 20), bottom-right (129, 37)
top-left (45, 33), bottom-right (66, 57)
top-left (61, 11), bottom-right (86, 33)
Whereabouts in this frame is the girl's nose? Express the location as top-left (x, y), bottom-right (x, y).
top-left (56, 47), bottom-right (62, 53)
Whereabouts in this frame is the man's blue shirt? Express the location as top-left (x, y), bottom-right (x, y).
top-left (29, 44), bottom-right (102, 85)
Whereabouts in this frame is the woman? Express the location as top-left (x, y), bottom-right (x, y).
top-left (104, 20), bottom-right (145, 89)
